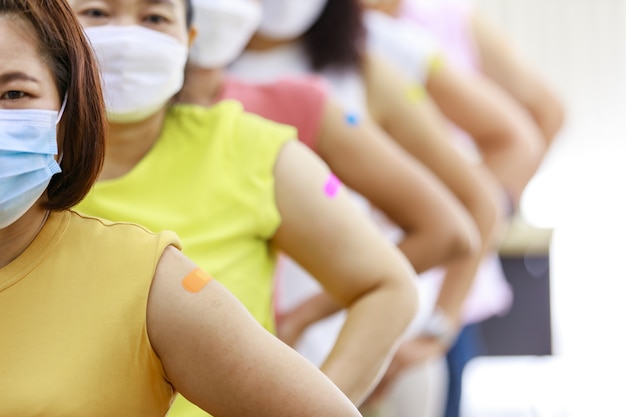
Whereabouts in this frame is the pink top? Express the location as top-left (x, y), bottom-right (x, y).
top-left (400, 0), bottom-right (480, 74)
top-left (216, 75), bottom-right (328, 151)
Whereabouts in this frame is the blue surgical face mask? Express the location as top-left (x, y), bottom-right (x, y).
top-left (0, 99), bottom-right (66, 229)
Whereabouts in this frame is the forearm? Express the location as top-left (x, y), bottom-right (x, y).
top-left (397, 226), bottom-right (475, 274)
top-left (436, 168), bottom-right (502, 323)
top-left (436, 242), bottom-right (491, 325)
top-left (284, 292), bottom-right (344, 332)
top-left (319, 279), bottom-right (417, 406)
top-left (527, 89), bottom-right (566, 146)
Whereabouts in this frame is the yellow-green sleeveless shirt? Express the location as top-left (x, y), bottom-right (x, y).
top-left (76, 102), bottom-right (295, 332)
top-left (0, 210), bottom-right (181, 416)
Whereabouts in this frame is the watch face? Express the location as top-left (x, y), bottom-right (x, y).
top-left (424, 309), bottom-right (455, 345)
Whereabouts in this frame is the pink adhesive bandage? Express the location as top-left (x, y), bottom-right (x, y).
top-left (324, 173), bottom-right (342, 198)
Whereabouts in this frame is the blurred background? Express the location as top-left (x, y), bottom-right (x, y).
top-left (463, 0), bottom-right (626, 415)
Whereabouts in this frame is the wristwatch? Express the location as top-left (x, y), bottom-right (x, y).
top-left (421, 307), bottom-right (457, 347)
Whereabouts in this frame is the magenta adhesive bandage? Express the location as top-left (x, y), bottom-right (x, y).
top-left (324, 173), bottom-right (342, 198)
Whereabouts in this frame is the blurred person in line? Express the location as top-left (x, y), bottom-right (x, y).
top-left (365, 0), bottom-right (547, 207)
top-left (229, 1), bottom-right (503, 415)
top-left (400, 0), bottom-right (564, 150)
top-left (0, 1), bottom-right (366, 415)
top-left (360, 1), bottom-right (551, 416)
top-left (354, 4), bottom-right (516, 417)
top-left (69, 0), bottom-right (419, 410)
top-left (393, 0), bottom-right (565, 416)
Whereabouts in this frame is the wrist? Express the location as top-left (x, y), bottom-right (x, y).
top-left (421, 307), bottom-right (458, 348)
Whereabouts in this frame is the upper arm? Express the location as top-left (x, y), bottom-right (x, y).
top-left (146, 247), bottom-right (360, 417)
top-left (364, 54), bottom-right (490, 195)
top-left (471, 11), bottom-right (539, 103)
top-left (362, 53), bottom-right (502, 232)
top-left (315, 98), bottom-right (475, 247)
top-left (363, 52), bottom-right (456, 155)
top-left (270, 140), bottom-right (415, 308)
top-left (426, 65), bottom-right (545, 153)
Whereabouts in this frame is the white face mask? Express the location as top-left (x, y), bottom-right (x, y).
top-left (258, 0), bottom-right (328, 40)
top-left (85, 25), bottom-right (188, 124)
top-left (190, 0), bottom-right (262, 68)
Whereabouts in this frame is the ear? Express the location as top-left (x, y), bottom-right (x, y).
top-left (188, 25), bottom-right (198, 48)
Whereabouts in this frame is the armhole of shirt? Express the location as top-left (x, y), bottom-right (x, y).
top-left (232, 112), bottom-right (297, 239)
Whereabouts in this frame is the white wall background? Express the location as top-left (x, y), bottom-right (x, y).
top-left (467, 1), bottom-right (626, 415)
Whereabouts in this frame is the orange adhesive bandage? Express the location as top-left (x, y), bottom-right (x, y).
top-left (182, 268), bottom-right (213, 293)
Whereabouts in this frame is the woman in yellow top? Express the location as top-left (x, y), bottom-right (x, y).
top-left (0, 1), bottom-right (363, 415)
top-left (68, 0), bottom-right (418, 407)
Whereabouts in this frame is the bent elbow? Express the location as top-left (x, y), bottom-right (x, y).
top-left (446, 219), bottom-right (481, 260)
top-left (433, 200), bottom-right (483, 264)
top-left (483, 190), bottom-right (505, 243)
top-left (436, 205), bottom-right (482, 263)
top-left (470, 181), bottom-right (504, 245)
top-left (533, 90), bottom-right (567, 144)
top-left (386, 255), bottom-right (421, 330)
top-left (513, 121), bottom-right (548, 176)
top-left (543, 100), bottom-right (566, 144)
top-left (424, 222), bottom-right (480, 267)
top-left (394, 272), bottom-right (420, 332)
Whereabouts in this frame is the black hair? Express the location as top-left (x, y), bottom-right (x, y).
top-left (302, 0), bottom-right (366, 72)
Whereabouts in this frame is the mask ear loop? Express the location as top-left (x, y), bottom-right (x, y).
top-left (55, 93), bottom-right (68, 164)
top-left (55, 93), bottom-right (68, 125)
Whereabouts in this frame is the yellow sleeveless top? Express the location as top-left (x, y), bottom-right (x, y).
top-left (76, 102), bottom-right (295, 332)
top-left (0, 210), bottom-right (181, 416)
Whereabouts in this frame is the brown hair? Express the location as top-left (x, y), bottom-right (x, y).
top-left (0, 0), bottom-right (106, 210)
